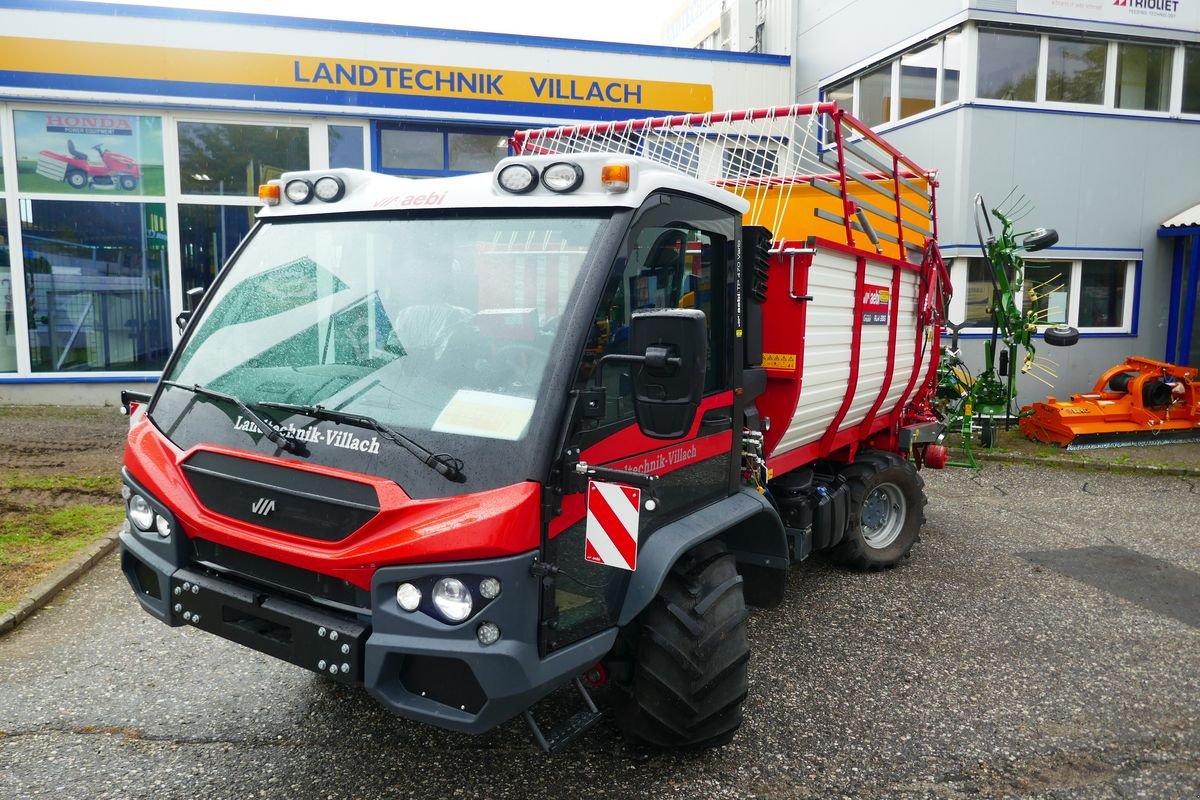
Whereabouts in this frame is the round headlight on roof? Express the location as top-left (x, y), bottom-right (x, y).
top-left (497, 163), bottom-right (538, 194)
top-left (284, 179), bottom-right (314, 204)
top-left (314, 175), bottom-right (346, 202)
top-left (541, 161), bottom-right (584, 193)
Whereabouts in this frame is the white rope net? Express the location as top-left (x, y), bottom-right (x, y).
top-left (513, 104), bottom-right (937, 259)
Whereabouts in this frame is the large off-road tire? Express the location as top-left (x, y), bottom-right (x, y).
top-left (832, 450), bottom-right (926, 570)
top-left (612, 540), bottom-right (749, 750)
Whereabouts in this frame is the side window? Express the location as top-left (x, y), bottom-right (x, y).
top-left (582, 199), bottom-right (731, 427)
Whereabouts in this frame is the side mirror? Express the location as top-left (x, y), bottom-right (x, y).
top-left (175, 286), bottom-right (205, 333)
top-left (1022, 228), bottom-right (1058, 252)
top-left (629, 309), bottom-right (706, 439)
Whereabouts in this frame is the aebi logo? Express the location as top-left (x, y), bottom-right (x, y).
top-left (251, 497), bottom-right (276, 516)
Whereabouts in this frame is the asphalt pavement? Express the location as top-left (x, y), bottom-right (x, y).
top-left (1, 462), bottom-right (1198, 799)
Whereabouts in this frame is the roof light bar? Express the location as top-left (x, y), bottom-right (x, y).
top-left (541, 161), bottom-right (584, 193)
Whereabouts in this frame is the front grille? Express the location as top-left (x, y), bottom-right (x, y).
top-left (190, 538), bottom-right (371, 614)
top-left (182, 451), bottom-right (380, 542)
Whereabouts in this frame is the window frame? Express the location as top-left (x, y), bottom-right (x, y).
top-left (947, 256), bottom-right (1139, 336)
top-left (820, 23), bottom-right (1199, 128)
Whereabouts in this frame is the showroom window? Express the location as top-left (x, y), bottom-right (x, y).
top-left (0, 128), bottom-right (13, 372)
top-left (22, 200), bottom-right (171, 372)
top-left (377, 124), bottom-right (511, 176)
top-left (176, 119), bottom-right (310, 293)
top-left (10, 108), bottom-right (172, 374)
top-left (178, 121), bottom-right (309, 196)
top-left (328, 125), bottom-right (365, 169)
top-left (949, 257), bottom-right (1136, 334)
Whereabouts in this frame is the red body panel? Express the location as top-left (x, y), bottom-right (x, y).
top-left (125, 419), bottom-right (542, 590)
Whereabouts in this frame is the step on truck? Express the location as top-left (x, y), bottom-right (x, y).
top-left (119, 103), bottom-right (950, 751)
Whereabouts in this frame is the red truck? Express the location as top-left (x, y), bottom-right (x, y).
top-left (119, 104), bottom-right (949, 751)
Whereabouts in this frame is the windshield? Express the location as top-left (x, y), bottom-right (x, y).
top-left (167, 213), bottom-right (607, 443)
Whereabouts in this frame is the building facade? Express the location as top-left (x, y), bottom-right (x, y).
top-left (795, 0), bottom-right (1200, 396)
top-left (0, 0), bottom-right (789, 403)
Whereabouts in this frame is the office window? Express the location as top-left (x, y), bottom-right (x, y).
top-left (1046, 36), bottom-right (1106, 105)
top-left (950, 258), bottom-right (1133, 333)
top-left (826, 79), bottom-right (854, 111)
top-left (22, 201), bottom-right (171, 372)
top-left (1023, 261), bottom-right (1072, 325)
top-left (1078, 260), bottom-right (1126, 327)
top-left (859, 63), bottom-right (893, 126)
top-left (178, 122), bottom-right (309, 196)
top-left (1184, 46), bottom-right (1200, 115)
top-left (942, 31), bottom-right (962, 104)
top-left (977, 29), bottom-right (1039, 101)
top-left (900, 43), bottom-right (939, 119)
top-left (962, 259), bottom-right (994, 328)
top-left (1115, 43), bottom-right (1172, 111)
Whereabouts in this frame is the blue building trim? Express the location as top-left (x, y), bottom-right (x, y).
top-left (1180, 239), bottom-right (1200, 366)
top-left (0, 71), bottom-right (683, 121)
top-left (0, 0), bottom-right (790, 65)
top-left (0, 375), bottom-right (158, 384)
top-left (1166, 241), bottom-right (1185, 362)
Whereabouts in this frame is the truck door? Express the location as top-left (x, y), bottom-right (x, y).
top-left (542, 194), bottom-right (741, 652)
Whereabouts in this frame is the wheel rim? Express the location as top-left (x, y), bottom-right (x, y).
top-left (861, 481), bottom-right (906, 549)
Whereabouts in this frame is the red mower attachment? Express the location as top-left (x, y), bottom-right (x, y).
top-left (1020, 356), bottom-right (1200, 450)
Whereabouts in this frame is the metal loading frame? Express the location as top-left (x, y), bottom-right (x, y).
top-left (511, 102), bottom-right (938, 262)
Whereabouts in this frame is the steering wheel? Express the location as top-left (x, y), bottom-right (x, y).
top-left (489, 343), bottom-right (549, 390)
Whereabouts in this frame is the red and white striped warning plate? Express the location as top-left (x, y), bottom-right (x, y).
top-left (584, 480), bottom-right (642, 571)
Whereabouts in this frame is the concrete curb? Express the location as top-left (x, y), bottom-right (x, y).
top-left (974, 451), bottom-right (1200, 478)
top-left (0, 525), bottom-right (122, 636)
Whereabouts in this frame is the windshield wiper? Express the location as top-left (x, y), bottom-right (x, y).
top-left (258, 402), bottom-right (466, 483)
top-left (161, 381), bottom-right (306, 455)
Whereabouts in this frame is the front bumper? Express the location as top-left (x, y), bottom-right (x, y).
top-left (120, 529), bottom-right (615, 735)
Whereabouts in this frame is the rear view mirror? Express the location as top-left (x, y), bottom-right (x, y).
top-left (176, 286), bottom-right (205, 333)
top-left (629, 309), bottom-right (707, 439)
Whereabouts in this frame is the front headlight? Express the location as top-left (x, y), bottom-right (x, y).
top-left (128, 494), bottom-right (155, 531)
top-left (431, 577), bottom-right (473, 623)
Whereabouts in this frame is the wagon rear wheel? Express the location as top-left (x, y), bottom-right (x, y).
top-left (833, 451), bottom-right (926, 570)
top-left (612, 540), bottom-right (749, 750)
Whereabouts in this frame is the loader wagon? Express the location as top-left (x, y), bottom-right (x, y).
top-left (118, 103), bottom-right (949, 751)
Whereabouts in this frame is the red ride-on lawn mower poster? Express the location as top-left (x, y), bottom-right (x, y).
top-left (13, 110), bottom-right (164, 196)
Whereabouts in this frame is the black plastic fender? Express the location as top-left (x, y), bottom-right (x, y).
top-left (617, 488), bottom-right (788, 625)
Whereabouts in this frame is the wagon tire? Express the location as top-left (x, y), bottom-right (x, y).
top-left (833, 450), bottom-right (925, 570)
top-left (612, 540), bottom-right (749, 750)
top-left (66, 169), bottom-right (88, 190)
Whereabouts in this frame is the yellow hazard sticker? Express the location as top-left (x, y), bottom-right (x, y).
top-left (762, 352), bottom-right (797, 370)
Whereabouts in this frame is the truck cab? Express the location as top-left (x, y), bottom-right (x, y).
top-left (120, 154), bottom-right (782, 747)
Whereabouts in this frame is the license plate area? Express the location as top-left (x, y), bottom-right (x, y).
top-left (170, 568), bottom-right (368, 683)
